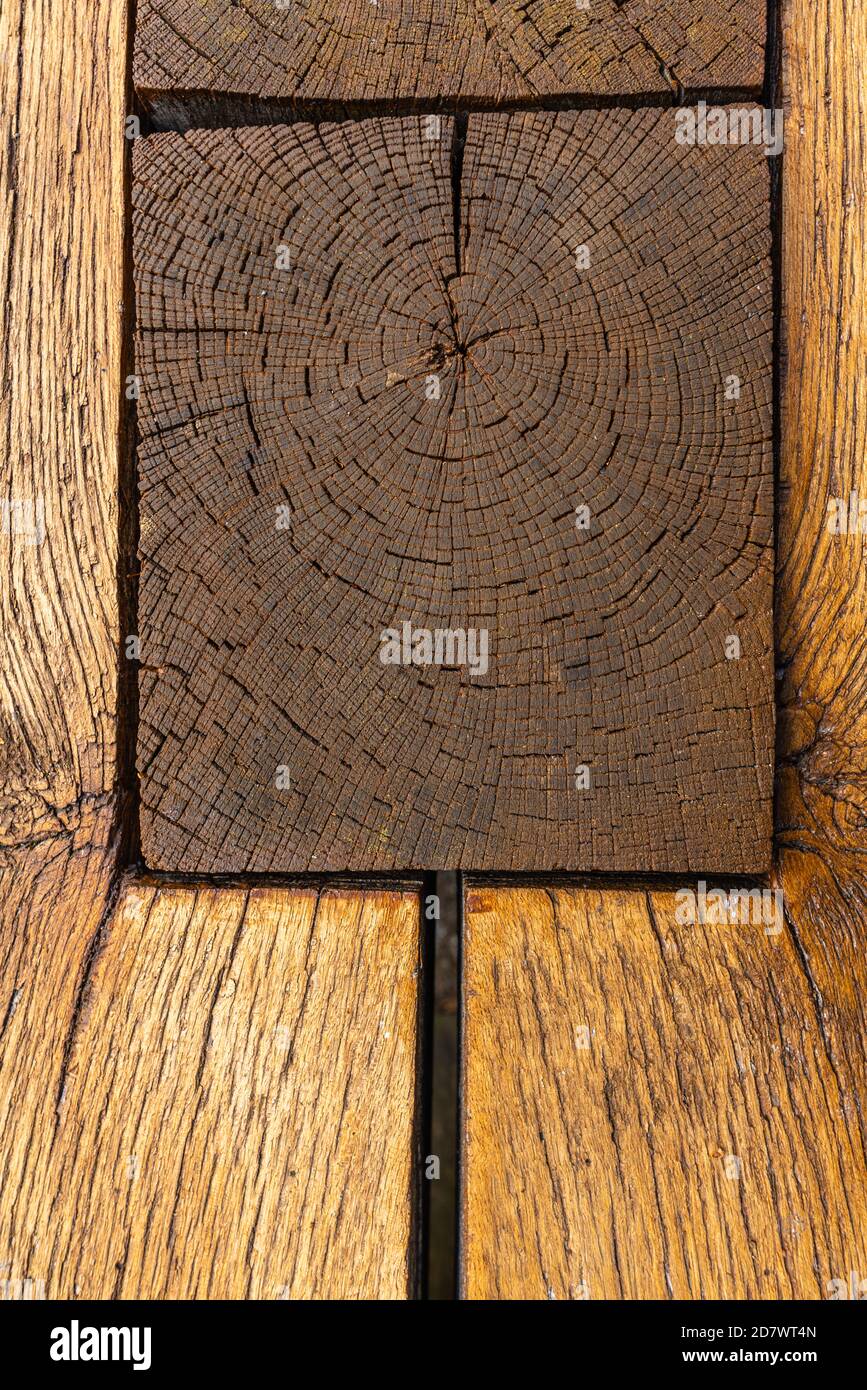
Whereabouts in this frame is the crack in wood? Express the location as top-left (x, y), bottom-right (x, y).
top-left (133, 0), bottom-right (766, 126)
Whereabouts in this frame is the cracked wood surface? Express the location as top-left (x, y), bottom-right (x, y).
top-left (0, 818), bottom-right (120, 1284)
top-left (0, 882), bottom-right (422, 1298)
top-left (134, 0), bottom-right (766, 127)
top-left (460, 0), bottom-right (867, 1300)
top-left (2, 0), bottom-right (864, 1308)
top-left (461, 884), bottom-right (867, 1299)
top-left (776, 0), bottom-right (867, 881)
top-left (0, 0), bottom-right (127, 854)
top-left (133, 109), bottom-right (774, 875)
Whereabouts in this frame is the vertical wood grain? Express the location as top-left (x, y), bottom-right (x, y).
top-left (0, 0), bottom-right (130, 1301)
top-left (0, 883), bottom-right (423, 1299)
top-left (0, 819), bottom-right (120, 1301)
top-left (777, 0), bottom-right (867, 876)
top-left (0, 0), bottom-right (128, 849)
top-left (462, 885), bottom-right (867, 1299)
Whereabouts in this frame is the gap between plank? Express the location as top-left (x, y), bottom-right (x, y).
top-left (423, 871), bottom-right (461, 1299)
top-left (136, 87), bottom-right (765, 135)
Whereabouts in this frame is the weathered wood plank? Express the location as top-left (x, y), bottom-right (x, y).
top-left (0, 816), bottom-right (120, 1302)
top-left (133, 109), bottom-right (773, 875)
top-left (134, 0), bottom-right (766, 127)
top-left (0, 1), bottom-right (133, 1303)
top-left (461, 885), bottom-right (867, 1299)
top-left (0, 0), bottom-right (127, 851)
top-left (460, 0), bottom-right (867, 1301)
top-left (0, 882), bottom-right (422, 1299)
top-left (776, 0), bottom-right (867, 882)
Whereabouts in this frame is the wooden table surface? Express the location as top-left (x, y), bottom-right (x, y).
top-left (1, 0), bottom-right (864, 1299)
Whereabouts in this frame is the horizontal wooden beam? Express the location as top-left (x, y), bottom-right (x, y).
top-left (134, 0), bottom-right (767, 126)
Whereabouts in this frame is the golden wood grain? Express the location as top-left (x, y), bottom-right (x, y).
top-left (777, 0), bottom-right (867, 872)
top-left (0, 818), bottom-right (119, 1301)
top-left (0, 0), bottom-right (127, 850)
top-left (462, 885), bottom-right (867, 1299)
top-left (0, 883), bottom-right (422, 1299)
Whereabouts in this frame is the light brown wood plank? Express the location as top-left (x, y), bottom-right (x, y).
top-left (0, 882), bottom-right (422, 1299)
top-left (0, 814), bottom-right (120, 1302)
top-left (0, 0), bottom-right (127, 851)
top-left (777, 0), bottom-right (867, 878)
top-left (774, 0), bottom-right (867, 1186)
top-left (461, 884), bottom-right (867, 1299)
top-left (0, 0), bottom-right (133, 1302)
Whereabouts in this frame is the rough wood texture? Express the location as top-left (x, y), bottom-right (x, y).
top-left (0, 882), bottom-right (422, 1299)
top-left (0, 0), bottom-right (126, 852)
top-left (460, 0), bottom-right (867, 1301)
top-left (134, 0), bottom-right (766, 127)
top-left (0, 815), bottom-right (120, 1302)
top-left (0, 0), bottom-right (131, 1301)
top-left (462, 885), bottom-right (867, 1299)
top-left (776, 0), bottom-right (867, 883)
top-left (133, 109), bottom-right (774, 876)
